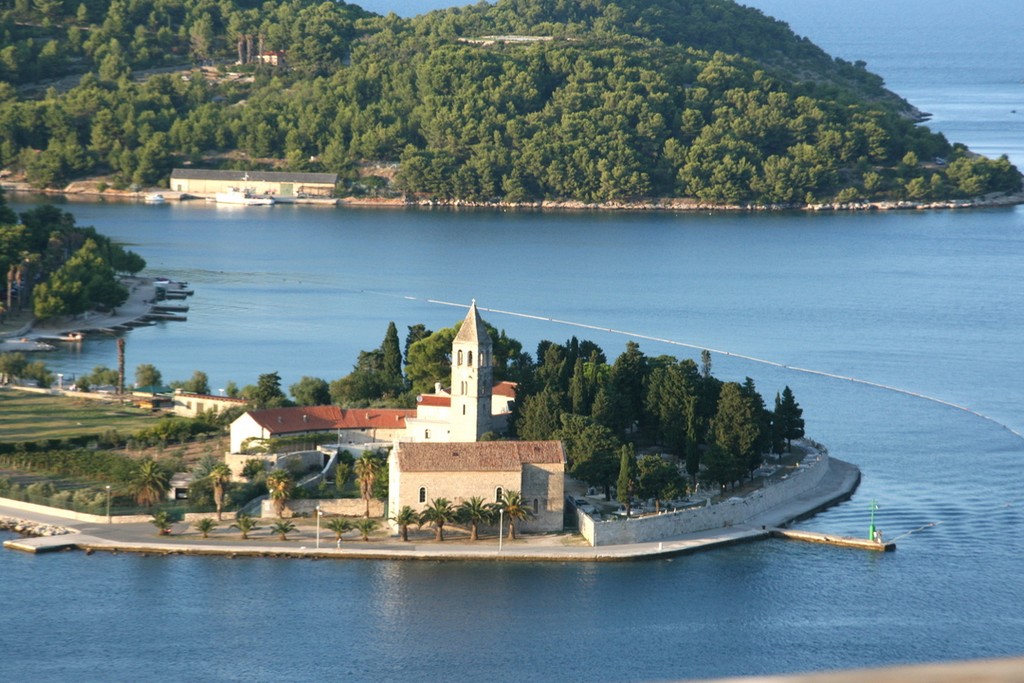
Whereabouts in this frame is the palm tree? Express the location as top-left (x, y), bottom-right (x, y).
top-left (457, 496), bottom-right (496, 542)
top-left (500, 489), bottom-right (533, 541)
top-left (209, 463), bottom-right (232, 521)
top-left (132, 459), bottom-right (169, 507)
top-left (270, 519), bottom-right (296, 541)
top-left (354, 518), bottom-right (378, 541)
top-left (326, 517), bottom-right (353, 544)
top-left (230, 514), bottom-right (259, 540)
top-left (420, 498), bottom-right (455, 542)
top-left (265, 469), bottom-right (293, 518)
top-left (390, 505), bottom-right (418, 542)
top-left (151, 510), bottom-right (173, 536)
top-left (354, 453), bottom-right (378, 518)
top-left (194, 517), bottom-right (217, 538)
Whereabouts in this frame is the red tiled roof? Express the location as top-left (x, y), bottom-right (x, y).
top-left (417, 395), bottom-right (451, 407)
top-left (247, 406), bottom-right (414, 435)
top-left (396, 441), bottom-right (565, 472)
top-left (492, 381), bottom-right (517, 397)
top-left (337, 408), bottom-right (415, 429)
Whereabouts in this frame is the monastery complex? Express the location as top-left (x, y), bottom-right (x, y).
top-left (222, 302), bottom-right (567, 534)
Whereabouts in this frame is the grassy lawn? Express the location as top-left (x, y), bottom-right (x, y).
top-left (0, 388), bottom-right (164, 442)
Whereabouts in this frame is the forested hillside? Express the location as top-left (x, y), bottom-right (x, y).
top-left (1, 0), bottom-right (1019, 204)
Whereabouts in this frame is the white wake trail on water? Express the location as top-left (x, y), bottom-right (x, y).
top-left (374, 293), bottom-right (1024, 447)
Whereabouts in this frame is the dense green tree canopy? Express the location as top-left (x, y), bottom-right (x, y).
top-left (1, 0), bottom-right (1018, 203)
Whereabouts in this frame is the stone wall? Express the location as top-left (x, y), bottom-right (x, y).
top-left (225, 450), bottom-right (324, 479)
top-left (579, 455), bottom-right (830, 546)
top-left (260, 498), bottom-right (383, 519)
top-left (0, 496), bottom-right (152, 525)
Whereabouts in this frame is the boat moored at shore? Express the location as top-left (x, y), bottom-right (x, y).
top-left (213, 187), bottom-right (275, 206)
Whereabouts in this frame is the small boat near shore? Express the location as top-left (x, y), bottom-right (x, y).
top-left (35, 332), bottom-right (84, 343)
top-left (144, 193), bottom-right (166, 203)
top-left (214, 187), bottom-right (274, 206)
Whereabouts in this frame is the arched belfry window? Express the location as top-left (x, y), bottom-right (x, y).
top-left (467, 350), bottom-right (474, 366)
top-left (419, 487), bottom-right (426, 503)
top-left (457, 350), bottom-right (464, 365)
top-left (495, 487), bottom-right (503, 503)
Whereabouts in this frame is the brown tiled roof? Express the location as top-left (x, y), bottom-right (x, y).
top-left (247, 406), bottom-right (413, 435)
top-left (492, 381), bottom-right (517, 397)
top-left (396, 441), bottom-right (565, 472)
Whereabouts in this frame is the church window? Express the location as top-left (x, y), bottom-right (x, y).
top-left (495, 487), bottom-right (503, 503)
top-left (534, 498), bottom-right (539, 514)
top-left (462, 405), bottom-right (466, 415)
top-left (460, 381), bottom-right (467, 395)
top-left (419, 487), bottom-right (426, 503)
top-left (467, 351), bottom-right (473, 366)
top-left (457, 350), bottom-right (463, 365)
top-left (424, 429), bottom-right (431, 439)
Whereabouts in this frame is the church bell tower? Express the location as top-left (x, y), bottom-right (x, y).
top-left (449, 300), bottom-right (493, 442)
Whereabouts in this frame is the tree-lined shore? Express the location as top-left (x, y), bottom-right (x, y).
top-left (1, 0), bottom-right (1019, 205)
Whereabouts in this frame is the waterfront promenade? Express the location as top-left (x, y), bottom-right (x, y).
top-left (2, 457), bottom-right (864, 562)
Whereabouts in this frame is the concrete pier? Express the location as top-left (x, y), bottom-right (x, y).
top-left (771, 528), bottom-right (896, 552)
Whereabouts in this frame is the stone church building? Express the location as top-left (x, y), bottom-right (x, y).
top-left (387, 302), bottom-right (566, 534)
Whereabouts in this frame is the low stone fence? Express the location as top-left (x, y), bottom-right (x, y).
top-left (259, 498), bottom-right (383, 519)
top-left (0, 496), bottom-right (152, 525)
top-left (579, 455), bottom-right (830, 546)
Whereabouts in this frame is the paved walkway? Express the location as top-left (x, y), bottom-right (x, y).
top-left (2, 458), bottom-right (864, 562)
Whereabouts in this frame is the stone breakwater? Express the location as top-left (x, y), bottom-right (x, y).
top-left (1, 516), bottom-right (72, 537)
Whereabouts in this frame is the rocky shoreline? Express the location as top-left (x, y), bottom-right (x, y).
top-left (5, 181), bottom-right (1022, 213)
top-left (400, 190), bottom-right (1024, 212)
top-left (1, 515), bottom-right (72, 537)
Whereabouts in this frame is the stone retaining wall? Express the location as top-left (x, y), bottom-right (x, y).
top-left (580, 455), bottom-right (830, 546)
top-left (260, 498), bottom-right (383, 519)
top-left (0, 496), bottom-right (151, 525)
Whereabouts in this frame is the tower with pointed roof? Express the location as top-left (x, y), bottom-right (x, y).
top-left (449, 300), bottom-right (493, 442)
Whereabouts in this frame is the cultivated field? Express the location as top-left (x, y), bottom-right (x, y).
top-left (0, 388), bottom-right (164, 442)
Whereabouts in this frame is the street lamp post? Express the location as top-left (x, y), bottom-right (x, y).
top-left (498, 507), bottom-right (504, 553)
top-left (316, 505), bottom-right (322, 549)
top-left (105, 485), bottom-right (112, 524)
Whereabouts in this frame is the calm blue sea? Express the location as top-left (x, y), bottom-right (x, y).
top-left (3, 2), bottom-right (1024, 681)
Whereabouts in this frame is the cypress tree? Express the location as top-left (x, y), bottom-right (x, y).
top-left (381, 321), bottom-right (403, 388)
top-left (616, 443), bottom-right (638, 517)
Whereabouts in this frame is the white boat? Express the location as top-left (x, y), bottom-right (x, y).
top-left (214, 187), bottom-right (274, 206)
top-left (144, 193), bottom-right (166, 203)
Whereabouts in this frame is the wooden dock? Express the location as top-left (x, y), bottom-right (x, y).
top-left (771, 528), bottom-right (895, 552)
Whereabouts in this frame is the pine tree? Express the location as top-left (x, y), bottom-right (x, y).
top-left (777, 386), bottom-right (805, 452)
